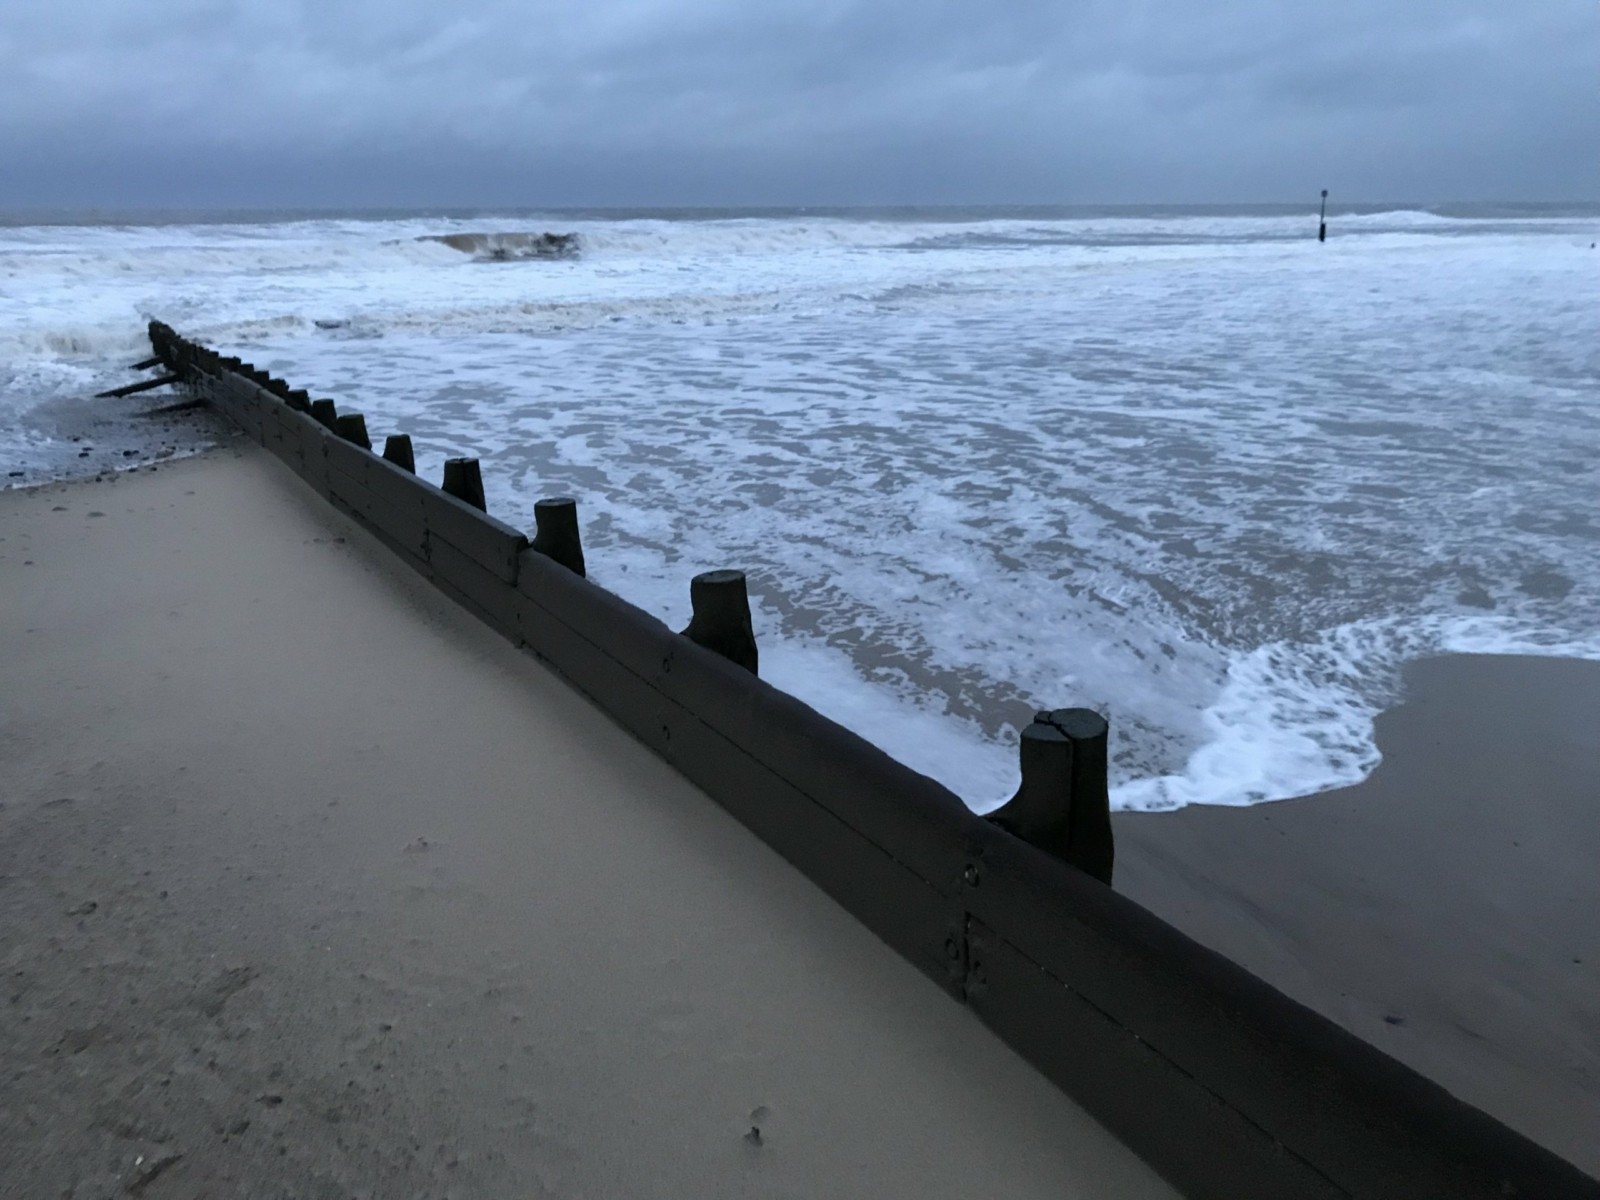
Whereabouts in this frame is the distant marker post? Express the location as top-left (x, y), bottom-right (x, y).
top-left (1319, 189), bottom-right (1328, 243)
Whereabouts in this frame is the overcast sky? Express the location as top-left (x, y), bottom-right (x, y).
top-left (3, 0), bottom-right (1595, 208)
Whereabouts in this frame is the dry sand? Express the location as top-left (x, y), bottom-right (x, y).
top-left (0, 446), bottom-right (1177, 1199)
top-left (1118, 654), bottom-right (1600, 1175)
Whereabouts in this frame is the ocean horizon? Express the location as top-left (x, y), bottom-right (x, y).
top-left (6, 199), bottom-right (1600, 227)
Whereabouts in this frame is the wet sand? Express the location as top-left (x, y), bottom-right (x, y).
top-left (1, 381), bottom-right (225, 489)
top-left (1117, 654), bottom-right (1600, 1175)
top-left (0, 446), bottom-right (1175, 1199)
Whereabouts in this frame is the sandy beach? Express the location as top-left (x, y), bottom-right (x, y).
top-left (1118, 654), bottom-right (1600, 1174)
top-left (0, 446), bottom-right (1176, 1199)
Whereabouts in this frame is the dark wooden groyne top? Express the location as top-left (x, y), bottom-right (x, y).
top-left (135, 323), bottom-right (1600, 1200)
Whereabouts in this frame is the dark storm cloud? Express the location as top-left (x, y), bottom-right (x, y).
top-left (2, 0), bottom-right (1594, 206)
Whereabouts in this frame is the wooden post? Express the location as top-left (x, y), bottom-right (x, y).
top-left (987, 707), bottom-right (1113, 885)
top-left (530, 497), bottom-right (586, 577)
top-left (987, 722), bottom-right (1073, 853)
top-left (441, 458), bottom-right (486, 511)
top-left (1047, 707), bottom-right (1114, 884)
top-left (137, 397), bottom-right (206, 416)
top-left (94, 374), bottom-right (182, 399)
top-left (309, 398), bottom-right (339, 431)
top-left (334, 413), bottom-right (371, 449)
top-left (130, 356), bottom-right (162, 371)
top-left (266, 378), bottom-right (292, 399)
top-left (1319, 189), bottom-right (1328, 243)
top-left (382, 435), bottom-right (415, 472)
top-left (681, 569), bottom-right (758, 675)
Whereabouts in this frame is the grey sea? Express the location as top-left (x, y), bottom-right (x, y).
top-left (4, 203), bottom-right (1597, 810)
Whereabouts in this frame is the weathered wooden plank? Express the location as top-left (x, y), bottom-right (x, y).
top-left (516, 550), bottom-right (676, 681)
top-left (427, 534), bottom-right (520, 641)
top-left (967, 927), bottom-right (1346, 1200)
top-left (366, 453), bottom-right (428, 515)
top-left (266, 406), bottom-right (304, 470)
top-left (417, 483), bottom-right (526, 583)
top-left (220, 379), bottom-right (264, 442)
top-left (95, 374), bottom-right (181, 399)
top-left (962, 825), bottom-right (1596, 1200)
top-left (244, 385), bottom-right (280, 446)
top-left (360, 491), bottom-right (428, 564)
top-left (290, 417), bottom-right (331, 496)
top-left (324, 462), bottom-right (370, 522)
top-left (510, 588), bottom-right (679, 757)
top-left (512, 548), bottom-right (975, 890)
top-left (662, 693), bottom-right (961, 994)
top-left (324, 435), bottom-right (372, 489)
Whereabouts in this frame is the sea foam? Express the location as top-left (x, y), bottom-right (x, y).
top-left (4, 206), bottom-right (1597, 810)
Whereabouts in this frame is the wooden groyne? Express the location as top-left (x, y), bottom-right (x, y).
top-left (137, 323), bottom-right (1600, 1200)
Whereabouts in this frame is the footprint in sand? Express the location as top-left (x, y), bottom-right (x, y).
top-left (744, 1105), bottom-right (772, 1146)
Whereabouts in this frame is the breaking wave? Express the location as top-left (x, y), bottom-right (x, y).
top-left (418, 231), bottom-right (580, 262)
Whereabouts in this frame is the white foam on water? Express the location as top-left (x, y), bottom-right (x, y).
top-left (1116, 615), bottom-right (1600, 812)
top-left (5, 207), bottom-right (1598, 808)
top-left (761, 632), bottom-right (1022, 809)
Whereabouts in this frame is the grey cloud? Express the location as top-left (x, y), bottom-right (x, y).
top-left (1, 0), bottom-right (1594, 207)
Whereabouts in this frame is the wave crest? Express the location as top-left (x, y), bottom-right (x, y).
top-left (419, 231), bottom-right (580, 262)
